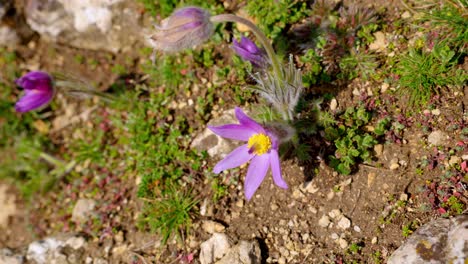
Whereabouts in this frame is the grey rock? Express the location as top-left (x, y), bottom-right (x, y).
top-left (427, 130), bottom-right (449, 146)
top-left (24, 0), bottom-right (144, 52)
top-left (72, 198), bottom-right (96, 222)
top-left (27, 238), bottom-right (64, 264)
top-left (0, 248), bottom-right (24, 264)
top-left (191, 109), bottom-right (241, 158)
top-left (26, 235), bottom-right (87, 264)
top-left (216, 240), bottom-right (261, 264)
top-left (0, 26), bottom-right (19, 47)
top-left (388, 215), bottom-right (468, 264)
top-left (199, 233), bottom-right (231, 264)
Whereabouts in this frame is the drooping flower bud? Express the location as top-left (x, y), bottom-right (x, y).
top-left (15, 71), bottom-right (55, 112)
top-left (149, 7), bottom-right (214, 52)
top-left (232, 36), bottom-right (268, 68)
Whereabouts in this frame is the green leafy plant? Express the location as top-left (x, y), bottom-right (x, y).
top-left (338, 50), bottom-right (379, 80)
top-left (324, 106), bottom-right (388, 175)
top-left (246, 0), bottom-right (310, 41)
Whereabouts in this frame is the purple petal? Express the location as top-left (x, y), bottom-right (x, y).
top-left (213, 144), bottom-right (254, 174)
top-left (232, 37), bottom-right (267, 67)
top-left (244, 154), bottom-right (270, 200)
top-left (15, 90), bottom-right (53, 112)
top-left (208, 124), bottom-right (255, 141)
top-left (15, 71), bottom-right (52, 90)
top-left (173, 7), bottom-right (205, 18)
top-left (240, 36), bottom-right (261, 53)
top-left (234, 107), bottom-right (265, 133)
top-left (269, 149), bottom-right (288, 189)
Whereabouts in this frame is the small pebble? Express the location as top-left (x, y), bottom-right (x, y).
top-left (380, 83), bottom-right (389, 93)
top-left (330, 233), bottom-right (339, 240)
top-left (449, 156), bottom-right (461, 166)
top-left (337, 216), bottom-right (351, 230)
top-left (389, 162), bottom-right (400, 170)
top-left (371, 237), bottom-right (378, 244)
top-left (235, 200), bottom-right (244, 208)
top-left (431, 109), bottom-right (441, 116)
top-left (353, 225), bottom-right (361, 232)
top-left (278, 257), bottom-right (286, 264)
top-left (318, 215), bottom-right (331, 228)
top-left (338, 238), bottom-right (348, 249)
top-left (330, 99), bottom-right (338, 111)
top-left (328, 209), bottom-right (342, 219)
top-left (271, 203), bottom-right (279, 211)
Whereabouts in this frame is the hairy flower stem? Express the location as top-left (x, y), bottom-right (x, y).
top-left (55, 80), bottom-right (116, 103)
top-left (210, 14), bottom-right (283, 81)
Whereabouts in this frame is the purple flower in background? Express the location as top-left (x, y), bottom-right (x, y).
top-left (232, 36), bottom-right (268, 68)
top-left (208, 107), bottom-right (288, 200)
top-left (15, 71), bottom-right (54, 112)
top-left (149, 6), bottom-right (214, 52)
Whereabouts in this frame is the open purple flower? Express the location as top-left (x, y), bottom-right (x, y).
top-left (232, 36), bottom-right (268, 68)
top-left (208, 107), bottom-right (288, 200)
top-left (15, 71), bottom-right (54, 113)
top-left (149, 6), bottom-right (214, 52)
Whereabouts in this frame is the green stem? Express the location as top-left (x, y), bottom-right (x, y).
top-left (39, 152), bottom-right (64, 167)
top-left (210, 14), bottom-right (283, 80)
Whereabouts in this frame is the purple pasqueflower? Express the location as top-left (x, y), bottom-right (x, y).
top-left (149, 6), bottom-right (214, 52)
top-left (232, 36), bottom-right (268, 68)
top-left (208, 107), bottom-right (288, 200)
top-left (15, 71), bottom-right (54, 113)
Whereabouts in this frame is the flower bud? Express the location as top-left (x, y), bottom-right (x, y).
top-left (15, 71), bottom-right (55, 112)
top-left (232, 36), bottom-right (268, 68)
top-left (149, 7), bottom-right (214, 52)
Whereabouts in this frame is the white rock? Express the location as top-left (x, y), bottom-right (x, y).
top-left (27, 238), bottom-right (63, 264)
top-left (337, 216), bottom-right (351, 230)
top-left (371, 237), bottom-right (378, 244)
top-left (216, 240), bottom-right (261, 264)
top-left (427, 130), bottom-right (448, 146)
top-left (462, 155), bottom-right (468, 161)
top-left (353, 225), bottom-right (361, 232)
top-left (72, 198), bottom-right (96, 222)
top-left (24, 0), bottom-right (142, 52)
top-left (318, 215), bottom-right (331, 228)
top-left (200, 233), bottom-right (231, 264)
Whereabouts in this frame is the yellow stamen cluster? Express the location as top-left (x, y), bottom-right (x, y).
top-left (247, 133), bottom-right (272, 155)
